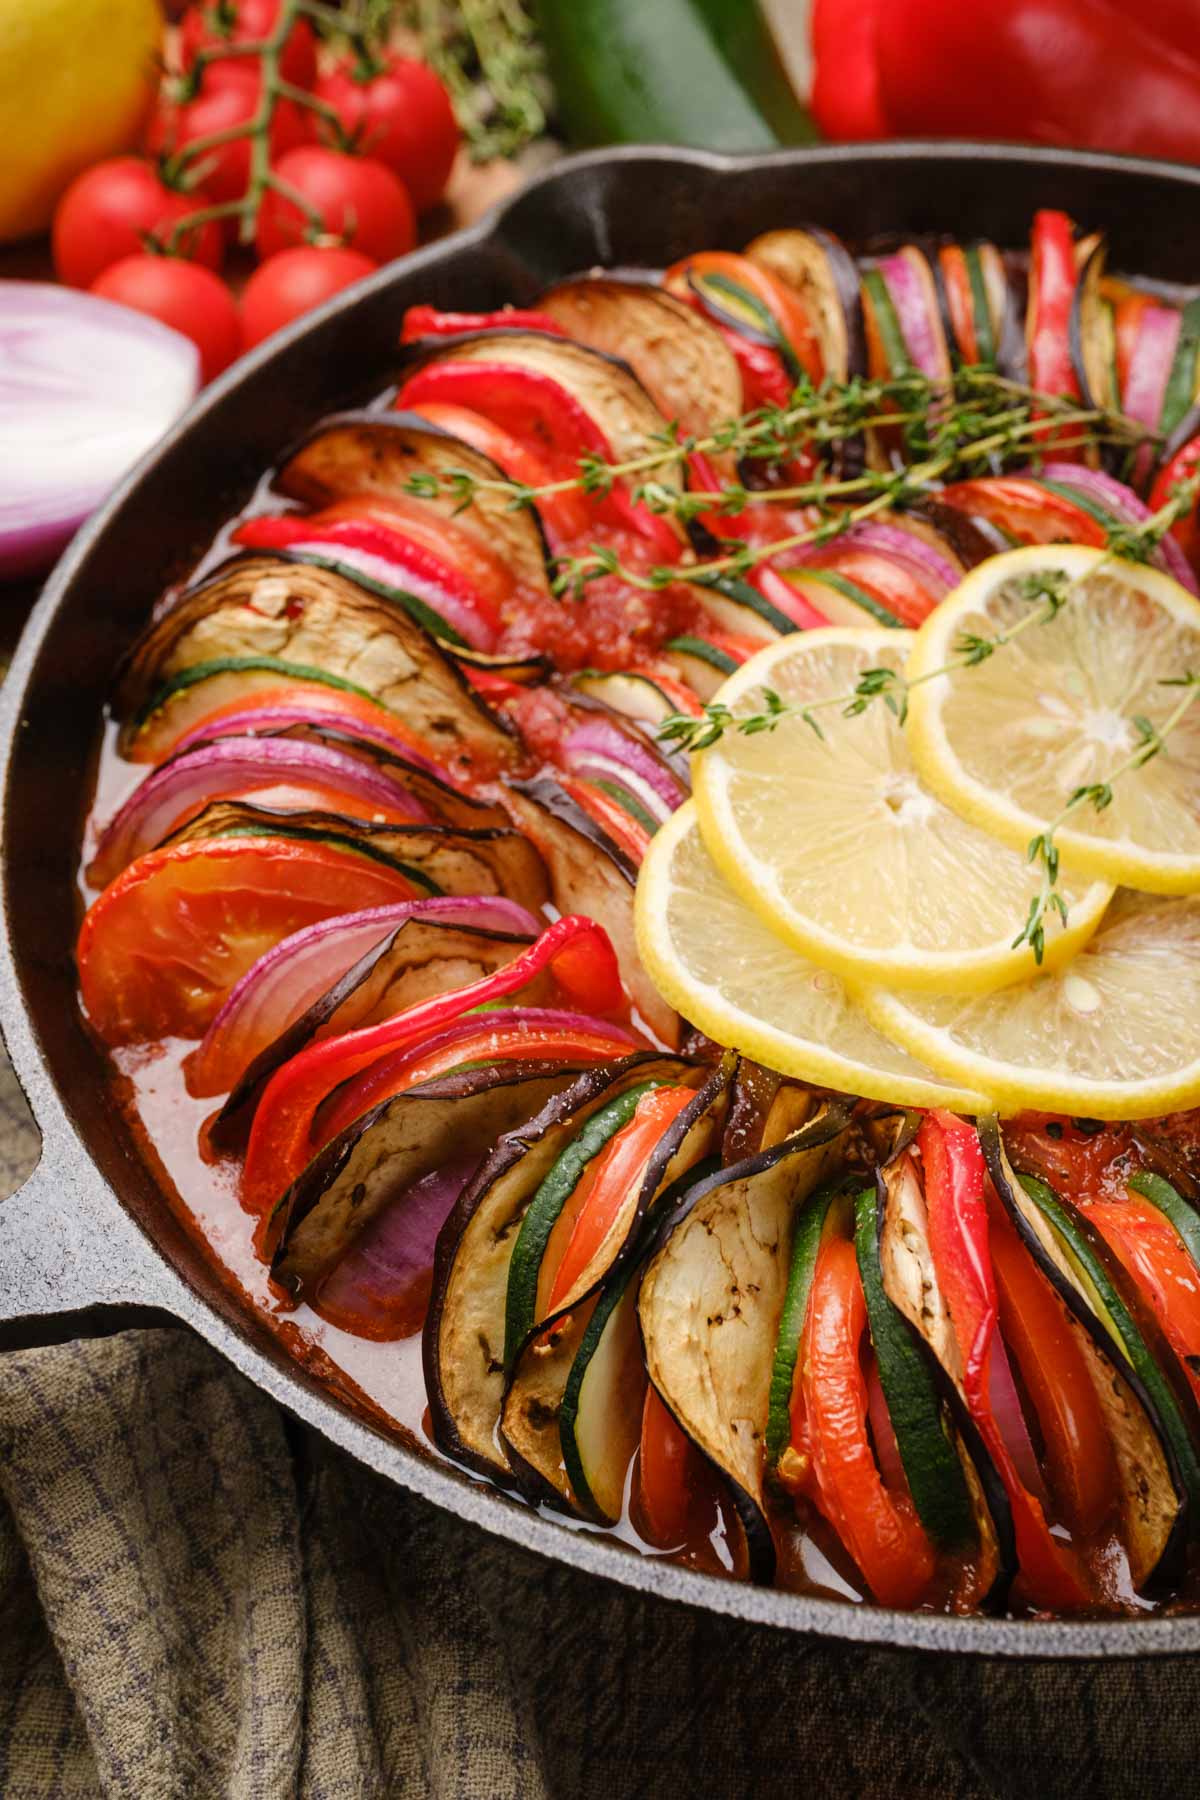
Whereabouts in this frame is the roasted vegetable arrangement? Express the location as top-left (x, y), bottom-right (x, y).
top-left (78, 208), bottom-right (1200, 1616)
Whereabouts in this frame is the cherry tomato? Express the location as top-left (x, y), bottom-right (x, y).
top-left (256, 146), bottom-right (415, 264)
top-left (90, 255), bottom-right (242, 384)
top-left (310, 53), bottom-right (460, 213)
top-left (146, 64), bottom-right (306, 207)
top-left (240, 245), bottom-right (377, 349)
top-left (179, 0), bottom-right (317, 90)
top-left (52, 157), bottom-right (223, 288)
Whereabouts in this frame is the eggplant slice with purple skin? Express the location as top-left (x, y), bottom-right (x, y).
top-left (160, 799), bottom-right (551, 915)
top-left (637, 1102), bottom-right (854, 1583)
top-left (502, 774), bottom-right (678, 1047)
top-left (499, 1054), bottom-right (735, 1514)
top-left (981, 1119), bottom-right (1189, 1591)
top-left (211, 916), bottom-right (537, 1144)
top-left (273, 409), bottom-right (555, 597)
top-left (743, 226), bottom-right (865, 385)
top-left (424, 1053), bottom-right (693, 1485)
top-left (270, 1061), bottom-right (592, 1295)
top-left (115, 555), bottom-right (517, 770)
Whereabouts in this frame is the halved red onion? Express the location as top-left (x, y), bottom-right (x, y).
top-left (561, 717), bottom-right (688, 813)
top-left (171, 703), bottom-right (450, 776)
top-left (317, 1007), bottom-right (637, 1145)
top-left (87, 736), bottom-right (434, 887)
top-left (189, 896), bottom-right (541, 1098)
top-left (876, 249), bottom-right (951, 382)
top-left (313, 1154), bottom-right (480, 1340)
top-left (1035, 462), bottom-right (1200, 593)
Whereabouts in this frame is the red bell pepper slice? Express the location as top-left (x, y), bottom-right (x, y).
top-left (400, 304), bottom-right (568, 343)
top-left (1024, 210), bottom-right (1085, 460)
top-left (988, 1200), bottom-right (1117, 1537)
top-left (403, 398), bottom-right (592, 545)
top-left (243, 914), bottom-right (624, 1225)
top-left (920, 1111), bottom-right (1093, 1610)
top-left (936, 477), bottom-right (1107, 550)
top-left (1088, 1193), bottom-right (1200, 1405)
top-left (787, 1233), bottom-right (936, 1608)
top-left (810, 0), bottom-right (889, 141)
top-left (637, 1385), bottom-right (708, 1548)
top-left (1150, 435), bottom-right (1200, 575)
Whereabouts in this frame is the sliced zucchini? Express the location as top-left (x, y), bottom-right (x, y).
top-left (568, 669), bottom-right (692, 729)
top-left (660, 635), bottom-right (739, 700)
top-left (558, 1262), bottom-right (646, 1523)
top-left (126, 655), bottom-right (388, 762)
top-left (275, 410), bottom-right (553, 596)
top-left (423, 1054), bottom-right (690, 1482)
top-left (1129, 1170), bottom-right (1200, 1272)
top-left (637, 1103), bottom-right (854, 1582)
top-left (1069, 240), bottom-right (1118, 413)
top-left (1158, 296), bottom-right (1200, 445)
top-left (270, 1062), bottom-right (587, 1296)
top-left (163, 800), bottom-right (550, 916)
top-left (779, 567), bottom-right (905, 630)
top-left (684, 268), bottom-right (802, 385)
top-left (743, 226), bottom-right (865, 384)
top-left (115, 557), bottom-right (516, 771)
top-left (860, 266), bottom-right (913, 377)
top-left (689, 574), bottom-right (798, 643)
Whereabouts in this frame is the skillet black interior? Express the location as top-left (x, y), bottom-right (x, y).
top-left (5, 143), bottom-right (1200, 1657)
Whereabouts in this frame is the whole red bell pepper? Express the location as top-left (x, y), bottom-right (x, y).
top-left (812, 0), bottom-right (1200, 166)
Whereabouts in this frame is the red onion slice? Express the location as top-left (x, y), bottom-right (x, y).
top-left (88, 736), bottom-right (433, 887)
top-left (1123, 305), bottom-right (1181, 431)
top-left (795, 519), bottom-right (958, 598)
top-left (1035, 462), bottom-right (1200, 594)
top-left (190, 896), bottom-right (541, 1098)
top-left (171, 703), bottom-right (450, 776)
top-left (988, 1334), bottom-right (1050, 1508)
top-left (562, 717), bottom-right (688, 812)
top-left (286, 540), bottom-right (498, 651)
top-left (877, 250), bottom-right (950, 383)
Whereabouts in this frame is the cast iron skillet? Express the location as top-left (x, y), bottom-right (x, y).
top-left (3, 143), bottom-right (1200, 1657)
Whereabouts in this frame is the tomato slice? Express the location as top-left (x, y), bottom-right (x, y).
top-left (939, 245), bottom-right (979, 365)
top-left (801, 545), bottom-right (940, 627)
top-left (787, 1234), bottom-right (936, 1608)
top-left (1002, 1114), bottom-right (1133, 1203)
top-left (77, 835), bottom-right (423, 1044)
top-left (1088, 1193), bottom-right (1200, 1404)
top-left (558, 774), bottom-right (651, 866)
top-left (637, 1384), bottom-right (704, 1546)
top-left (404, 398), bottom-right (592, 545)
top-left (988, 1200), bottom-right (1117, 1537)
top-left (297, 492), bottom-right (518, 610)
top-left (1114, 292), bottom-right (1156, 403)
top-left (937, 476), bottom-right (1107, 549)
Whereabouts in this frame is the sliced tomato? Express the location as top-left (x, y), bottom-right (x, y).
top-left (1114, 292), bottom-right (1157, 403)
top-left (1088, 1193), bottom-right (1200, 1404)
top-left (77, 835), bottom-right (423, 1044)
top-left (988, 1200), bottom-right (1118, 1536)
top-left (1002, 1114), bottom-right (1133, 1203)
top-left (939, 245), bottom-right (979, 366)
top-left (541, 1085), bottom-right (697, 1315)
top-left (637, 1384), bottom-right (706, 1547)
top-left (787, 1234), bottom-right (936, 1608)
top-left (295, 492), bottom-right (519, 610)
top-left (558, 774), bottom-right (652, 866)
top-left (403, 398), bottom-right (592, 544)
top-left (937, 476), bottom-right (1107, 549)
top-left (800, 545), bottom-right (941, 627)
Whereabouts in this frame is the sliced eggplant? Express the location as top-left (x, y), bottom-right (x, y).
top-left (1158, 296), bottom-right (1200, 446)
top-left (537, 276), bottom-right (743, 456)
top-left (115, 556), bottom-right (516, 771)
top-left (637, 1103), bottom-right (854, 1582)
top-left (274, 410), bottom-right (553, 596)
top-left (423, 1054), bottom-right (690, 1482)
top-left (255, 723), bottom-right (511, 831)
top-left (213, 917), bottom-right (535, 1143)
top-left (743, 226), bottom-right (865, 384)
top-left (271, 1062), bottom-right (590, 1298)
top-left (1070, 239), bottom-right (1118, 413)
top-left (161, 800), bottom-right (551, 914)
top-left (983, 1120), bottom-right (1191, 1589)
top-left (503, 775), bottom-right (678, 1046)
top-left (499, 1058), bottom-right (734, 1509)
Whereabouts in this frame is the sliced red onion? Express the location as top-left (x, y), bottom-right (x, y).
top-left (171, 703), bottom-right (450, 776)
top-left (1, 284), bottom-right (200, 578)
top-left (88, 736), bottom-right (434, 887)
top-left (798, 519), bottom-right (959, 597)
top-left (313, 1154), bottom-right (480, 1340)
top-left (189, 896), bottom-right (541, 1098)
top-left (566, 756), bottom-right (675, 826)
top-left (288, 540), bottom-right (496, 651)
top-left (562, 717), bottom-right (687, 812)
top-left (1035, 461), bottom-right (1199, 593)
top-left (1124, 305), bottom-right (1181, 431)
top-left (988, 1335), bottom-right (1050, 1507)
top-left (876, 250), bottom-right (949, 382)
top-left (318, 1006), bottom-right (637, 1144)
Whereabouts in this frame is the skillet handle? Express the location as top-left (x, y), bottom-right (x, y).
top-left (0, 1151), bottom-right (172, 1351)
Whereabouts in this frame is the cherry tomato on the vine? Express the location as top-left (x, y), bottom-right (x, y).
top-left (91, 255), bottom-right (242, 384)
top-left (179, 0), bottom-right (317, 90)
top-left (310, 54), bottom-right (460, 212)
top-left (240, 245), bottom-right (377, 349)
top-left (52, 157), bottom-right (224, 288)
top-left (255, 146), bottom-right (415, 264)
top-left (146, 64), bottom-right (306, 207)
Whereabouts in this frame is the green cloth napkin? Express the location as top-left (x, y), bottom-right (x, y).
top-left (3, 1058), bottom-right (1200, 1799)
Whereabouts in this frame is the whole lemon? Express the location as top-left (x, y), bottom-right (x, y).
top-left (0, 0), bottom-right (164, 243)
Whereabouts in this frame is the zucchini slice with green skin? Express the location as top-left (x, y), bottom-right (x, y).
top-left (983, 1122), bottom-right (1192, 1587)
top-left (568, 669), bottom-right (692, 729)
top-left (854, 1186), bottom-right (976, 1551)
top-left (126, 654), bottom-right (387, 759)
top-left (637, 1103), bottom-right (853, 1582)
top-left (764, 1177), bottom-right (854, 1467)
top-left (1158, 297), bottom-right (1200, 444)
top-left (275, 409), bottom-right (554, 597)
top-left (500, 1059), bottom-right (735, 1509)
top-left (861, 267), bottom-right (913, 378)
top-left (270, 1062), bottom-right (590, 1298)
top-left (115, 556), bottom-right (517, 771)
top-left (661, 635), bottom-right (739, 700)
top-left (424, 1054), bottom-right (693, 1483)
top-left (163, 800), bottom-right (551, 917)
top-left (689, 575), bottom-right (798, 643)
top-left (685, 269), bottom-right (803, 385)
top-left (1069, 240), bottom-right (1118, 414)
top-left (744, 226), bottom-right (865, 385)
top-left (1129, 1170), bottom-right (1200, 1273)
top-left (780, 567), bottom-right (905, 631)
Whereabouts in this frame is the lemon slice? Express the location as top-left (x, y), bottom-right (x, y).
top-left (635, 802), bottom-right (992, 1112)
top-left (862, 888), bottom-right (1200, 1118)
top-left (690, 626), bottom-right (1111, 991)
top-left (905, 545), bottom-right (1200, 894)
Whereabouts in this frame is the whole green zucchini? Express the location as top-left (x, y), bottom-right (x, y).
top-left (536, 0), bottom-right (816, 151)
